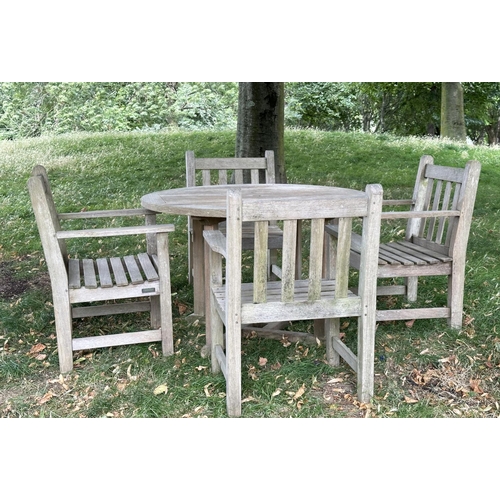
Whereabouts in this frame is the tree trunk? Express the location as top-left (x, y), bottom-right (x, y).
top-left (236, 82), bottom-right (286, 183)
top-left (440, 83), bottom-right (466, 142)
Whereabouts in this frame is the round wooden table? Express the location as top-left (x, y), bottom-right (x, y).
top-left (141, 184), bottom-right (366, 316)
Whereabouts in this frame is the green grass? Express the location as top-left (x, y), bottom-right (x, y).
top-left (1, 128), bottom-right (500, 418)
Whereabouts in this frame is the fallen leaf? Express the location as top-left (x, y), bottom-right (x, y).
top-left (327, 378), bottom-right (344, 384)
top-left (405, 319), bottom-right (416, 328)
top-left (293, 384), bottom-right (306, 400)
top-left (127, 364), bottom-right (137, 381)
top-left (469, 379), bottom-right (483, 393)
top-left (271, 388), bottom-right (282, 398)
top-left (175, 300), bottom-right (188, 315)
top-left (204, 383), bottom-right (212, 397)
top-left (153, 384), bottom-right (169, 395)
top-left (258, 357), bottom-right (267, 367)
top-left (28, 343), bottom-right (46, 357)
top-left (404, 396), bottom-right (419, 404)
top-left (38, 391), bottom-right (54, 405)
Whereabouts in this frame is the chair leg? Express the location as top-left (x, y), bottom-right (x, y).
top-left (150, 296), bottom-right (161, 329)
top-left (225, 321), bottom-right (242, 417)
top-left (356, 316), bottom-right (375, 403)
top-left (157, 233), bottom-right (174, 356)
top-left (53, 295), bottom-right (74, 373)
top-left (448, 263), bottom-right (465, 329)
top-left (325, 318), bottom-right (340, 366)
top-left (210, 303), bottom-right (224, 374)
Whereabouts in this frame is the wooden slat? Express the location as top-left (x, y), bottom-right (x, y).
top-left (218, 170), bottom-right (228, 184)
top-left (426, 164), bottom-right (465, 183)
top-left (234, 170), bottom-right (244, 184)
top-left (82, 259), bottom-right (97, 288)
top-left (70, 280), bottom-right (159, 303)
top-left (72, 329), bottom-right (162, 350)
top-left (137, 253), bottom-right (159, 281)
top-left (332, 338), bottom-right (358, 372)
top-left (202, 170), bottom-right (211, 186)
top-left (253, 221), bottom-right (268, 303)
top-left (123, 255), bottom-right (144, 284)
top-left (384, 242), bottom-right (438, 264)
top-left (96, 258), bottom-right (113, 288)
top-left (308, 219), bottom-right (325, 301)
top-left (72, 301), bottom-right (151, 318)
top-left (281, 220), bottom-right (298, 302)
top-left (68, 259), bottom-right (81, 289)
top-left (110, 257), bottom-right (128, 286)
top-left (376, 307), bottom-right (450, 321)
top-left (215, 344), bottom-right (227, 379)
top-left (250, 169), bottom-right (259, 184)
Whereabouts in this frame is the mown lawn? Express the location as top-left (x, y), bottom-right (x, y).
top-left (1, 128), bottom-right (500, 419)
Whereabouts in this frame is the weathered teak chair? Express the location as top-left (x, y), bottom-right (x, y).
top-left (325, 155), bottom-right (481, 329)
top-left (203, 184), bottom-right (383, 417)
top-left (27, 165), bottom-right (175, 373)
top-left (185, 150), bottom-right (283, 288)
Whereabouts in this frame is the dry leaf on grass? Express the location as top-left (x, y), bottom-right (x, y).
top-left (153, 384), bottom-right (168, 395)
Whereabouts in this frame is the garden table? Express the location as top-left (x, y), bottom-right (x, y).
top-left (141, 184), bottom-right (367, 317)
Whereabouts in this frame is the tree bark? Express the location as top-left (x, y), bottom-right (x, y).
top-left (236, 82), bottom-right (286, 183)
top-left (440, 83), bottom-right (466, 142)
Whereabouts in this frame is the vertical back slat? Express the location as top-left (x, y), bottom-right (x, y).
top-left (308, 219), bottom-right (325, 300)
top-left (435, 181), bottom-right (453, 244)
top-left (253, 221), bottom-right (268, 303)
top-left (234, 170), bottom-right (244, 184)
top-left (426, 179), bottom-right (443, 240)
top-left (334, 217), bottom-right (352, 299)
top-left (445, 182), bottom-right (462, 246)
top-left (219, 170), bottom-right (228, 184)
top-left (202, 170), bottom-right (211, 186)
top-left (250, 169), bottom-right (259, 184)
top-left (281, 220), bottom-right (298, 302)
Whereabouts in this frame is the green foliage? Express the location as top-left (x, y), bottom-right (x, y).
top-left (0, 82), bottom-right (239, 139)
top-left (285, 82), bottom-right (360, 131)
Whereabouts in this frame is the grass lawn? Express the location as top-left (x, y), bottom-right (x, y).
top-left (1, 128), bottom-right (500, 418)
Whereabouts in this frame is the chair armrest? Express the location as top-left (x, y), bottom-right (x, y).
top-left (203, 230), bottom-right (227, 258)
top-left (380, 210), bottom-right (460, 220)
top-left (58, 208), bottom-right (158, 220)
top-left (56, 224), bottom-right (174, 239)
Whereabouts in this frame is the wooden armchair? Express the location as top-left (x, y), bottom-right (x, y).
top-left (325, 155), bottom-right (481, 329)
top-left (185, 150), bottom-right (283, 288)
top-left (203, 184), bottom-right (383, 417)
top-left (27, 165), bottom-right (175, 373)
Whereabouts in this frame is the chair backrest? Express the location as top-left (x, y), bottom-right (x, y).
top-left (407, 155), bottom-right (481, 257)
top-left (27, 166), bottom-right (69, 282)
top-left (224, 185), bottom-right (383, 323)
top-left (185, 150), bottom-right (276, 186)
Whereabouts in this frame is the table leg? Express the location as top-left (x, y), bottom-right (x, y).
top-left (191, 218), bottom-right (219, 319)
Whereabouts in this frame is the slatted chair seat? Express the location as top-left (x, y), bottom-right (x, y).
top-left (28, 165), bottom-right (175, 373)
top-left (204, 184), bottom-right (383, 417)
top-left (326, 155), bottom-right (481, 329)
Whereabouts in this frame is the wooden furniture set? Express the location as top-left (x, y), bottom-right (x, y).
top-left (28, 153), bottom-right (481, 416)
